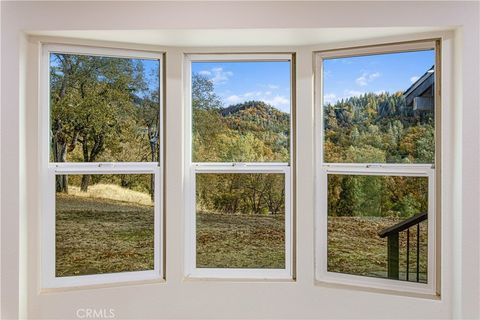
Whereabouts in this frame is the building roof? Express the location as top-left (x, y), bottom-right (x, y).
top-left (404, 65), bottom-right (434, 106)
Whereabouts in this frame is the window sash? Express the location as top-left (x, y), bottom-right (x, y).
top-left (41, 44), bottom-right (165, 288)
top-left (186, 167), bottom-right (292, 279)
top-left (45, 44), bottom-right (163, 165)
top-left (186, 53), bottom-right (293, 166)
top-left (314, 41), bottom-right (438, 295)
top-left (316, 168), bottom-right (436, 294)
top-left (42, 168), bottom-right (163, 289)
top-left (315, 41), bottom-right (437, 166)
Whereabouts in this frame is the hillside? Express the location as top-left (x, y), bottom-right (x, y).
top-left (192, 99), bottom-right (290, 163)
top-left (220, 101), bottom-right (290, 161)
top-left (220, 100), bottom-right (289, 134)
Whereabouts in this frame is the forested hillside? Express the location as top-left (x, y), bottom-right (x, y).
top-left (324, 92), bottom-right (434, 164)
top-left (192, 74), bottom-right (289, 216)
top-left (192, 72), bottom-right (434, 218)
top-left (192, 75), bottom-right (290, 164)
top-left (324, 92), bottom-right (433, 218)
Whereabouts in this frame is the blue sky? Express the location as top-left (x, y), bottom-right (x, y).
top-left (192, 61), bottom-right (291, 113)
top-left (135, 59), bottom-right (160, 98)
top-left (323, 49), bottom-right (435, 104)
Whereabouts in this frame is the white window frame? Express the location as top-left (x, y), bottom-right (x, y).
top-left (184, 54), bottom-right (294, 279)
top-left (314, 40), bottom-right (439, 295)
top-left (40, 44), bottom-right (164, 288)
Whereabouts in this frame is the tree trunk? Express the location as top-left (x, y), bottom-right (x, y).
top-left (80, 174), bottom-right (91, 192)
top-left (52, 123), bottom-right (68, 193)
top-left (56, 175), bottom-right (68, 194)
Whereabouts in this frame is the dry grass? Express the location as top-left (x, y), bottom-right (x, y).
top-left (328, 216), bottom-right (428, 282)
top-left (55, 185), bottom-right (428, 282)
top-left (67, 184), bottom-right (153, 206)
top-left (196, 212), bottom-right (285, 269)
top-left (56, 193), bottom-right (154, 277)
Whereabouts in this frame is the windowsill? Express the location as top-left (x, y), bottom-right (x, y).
top-left (41, 270), bottom-right (164, 292)
top-left (184, 268), bottom-right (294, 282)
top-left (314, 276), bottom-right (439, 300)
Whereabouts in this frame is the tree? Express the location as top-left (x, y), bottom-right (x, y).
top-left (192, 74), bottom-right (223, 110)
top-left (50, 54), bottom-right (148, 192)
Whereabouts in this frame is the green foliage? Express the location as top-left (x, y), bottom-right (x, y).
top-left (197, 174), bottom-right (285, 216)
top-left (192, 74), bottom-right (290, 163)
top-left (324, 92), bottom-right (434, 218)
top-left (328, 175), bottom-right (428, 218)
top-left (50, 53), bottom-right (160, 192)
top-left (324, 92), bottom-right (434, 164)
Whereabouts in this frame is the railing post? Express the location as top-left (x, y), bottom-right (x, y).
top-left (387, 232), bottom-right (400, 279)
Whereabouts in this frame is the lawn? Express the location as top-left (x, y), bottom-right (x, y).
top-left (196, 212), bottom-right (285, 269)
top-left (328, 216), bottom-right (428, 282)
top-left (55, 193), bottom-right (154, 277)
top-left (56, 192), bottom-right (427, 282)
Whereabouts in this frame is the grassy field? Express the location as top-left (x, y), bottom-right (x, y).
top-left (56, 193), bottom-right (154, 277)
top-left (196, 212), bottom-right (285, 269)
top-left (56, 186), bottom-right (427, 282)
top-left (328, 216), bottom-right (428, 282)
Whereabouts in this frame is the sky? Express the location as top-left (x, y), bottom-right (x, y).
top-left (133, 58), bottom-right (160, 97)
top-left (192, 61), bottom-right (292, 113)
top-left (323, 49), bottom-right (435, 105)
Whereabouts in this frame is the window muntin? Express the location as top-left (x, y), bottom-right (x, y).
top-left (55, 173), bottom-right (154, 277)
top-left (323, 50), bottom-right (435, 164)
top-left (42, 45), bottom-right (163, 288)
top-left (186, 54), bottom-right (293, 278)
top-left (316, 41), bottom-right (438, 294)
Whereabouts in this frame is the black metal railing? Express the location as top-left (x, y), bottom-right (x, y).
top-left (378, 212), bottom-right (427, 282)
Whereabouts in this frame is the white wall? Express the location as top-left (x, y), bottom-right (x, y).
top-left (1, 1), bottom-right (479, 319)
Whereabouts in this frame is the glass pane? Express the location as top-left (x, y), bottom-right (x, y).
top-left (327, 174), bottom-right (428, 283)
top-left (55, 174), bottom-right (154, 276)
top-left (323, 50), bottom-right (435, 163)
top-left (196, 173), bottom-right (285, 268)
top-left (191, 61), bottom-right (291, 163)
top-left (50, 53), bottom-right (160, 163)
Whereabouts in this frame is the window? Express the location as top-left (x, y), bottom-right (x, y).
top-left (315, 41), bottom-right (439, 294)
top-left (42, 45), bottom-right (163, 288)
top-left (185, 54), bottom-right (294, 278)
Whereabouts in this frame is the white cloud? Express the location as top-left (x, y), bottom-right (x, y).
top-left (212, 68), bottom-right (233, 84)
top-left (244, 91), bottom-right (262, 98)
top-left (324, 90), bottom-right (365, 104)
top-left (265, 95), bottom-right (290, 108)
top-left (267, 84), bottom-right (279, 89)
top-left (198, 67), bottom-right (233, 84)
top-left (324, 93), bottom-right (337, 104)
top-left (410, 75), bottom-right (420, 83)
top-left (324, 88), bottom-right (389, 105)
top-left (356, 72), bottom-right (380, 86)
top-left (344, 90), bottom-right (365, 97)
top-left (225, 95), bottom-right (242, 104)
